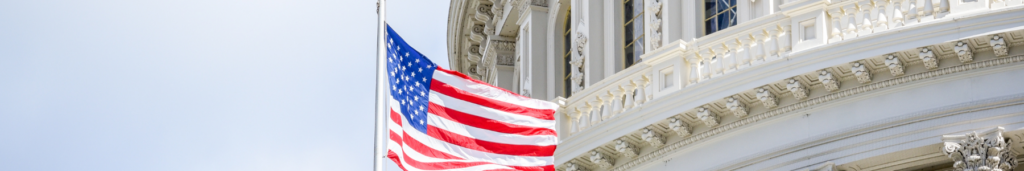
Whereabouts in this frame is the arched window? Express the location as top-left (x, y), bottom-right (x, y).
top-left (705, 0), bottom-right (737, 35)
top-left (623, 0), bottom-right (644, 68)
top-left (563, 8), bottom-right (572, 97)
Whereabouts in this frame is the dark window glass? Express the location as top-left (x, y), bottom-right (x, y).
top-left (623, 0), bottom-right (644, 68)
top-left (705, 0), bottom-right (737, 35)
top-left (563, 8), bottom-right (572, 97)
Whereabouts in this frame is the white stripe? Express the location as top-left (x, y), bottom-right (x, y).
top-left (401, 119), bottom-right (554, 167)
top-left (433, 71), bottom-right (559, 110)
top-left (429, 92), bottom-right (555, 129)
top-left (426, 112), bottom-right (557, 146)
top-left (401, 140), bottom-right (513, 171)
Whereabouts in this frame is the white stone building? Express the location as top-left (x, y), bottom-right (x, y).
top-left (446, 0), bottom-right (1024, 170)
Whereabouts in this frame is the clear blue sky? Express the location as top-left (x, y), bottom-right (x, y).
top-left (0, 0), bottom-right (448, 170)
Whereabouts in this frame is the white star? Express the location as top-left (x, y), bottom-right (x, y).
top-left (420, 91), bottom-right (425, 96)
top-left (405, 52), bottom-right (410, 57)
top-left (415, 59), bottom-right (419, 63)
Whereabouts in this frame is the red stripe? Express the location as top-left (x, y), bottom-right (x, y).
top-left (428, 102), bottom-right (556, 136)
top-left (391, 109), bottom-right (403, 127)
top-left (425, 126), bottom-right (556, 156)
top-left (434, 67), bottom-right (533, 100)
top-left (504, 165), bottom-right (556, 171)
top-left (401, 151), bottom-right (494, 170)
top-left (386, 150), bottom-right (407, 171)
top-left (430, 79), bottom-right (555, 120)
top-left (390, 131), bottom-right (403, 146)
top-left (402, 132), bottom-right (464, 160)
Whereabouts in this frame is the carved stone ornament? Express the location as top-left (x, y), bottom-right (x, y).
top-left (648, 0), bottom-right (663, 49)
top-left (941, 127), bottom-right (1018, 171)
top-left (884, 54), bottom-right (905, 76)
top-left (589, 150), bottom-right (614, 169)
top-left (614, 139), bottom-right (639, 158)
top-left (818, 70), bottom-right (840, 92)
top-left (641, 127), bottom-right (666, 147)
top-left (919, 47), bottom-right (938, 69)
top-left (954, 41), bottom-right (973, 63)
top-left (991, 35), bottom-right (1008, 57)
top-left (756, 87), bottom-right (778, 108)
top-left (725, 96), bottom-right (748, 117)
top-left (786, 78), bottom-right (809, 100)
top-left (570, 33), bottom-right (588, 93)
top-left (851, 62), bottom-right (872, 83)
top-left (667, 116), bottom-right (691, 137)
top-left (696, 105), bottom-right (719, 126)
top-left (565, 162), bottom-right (589, 171)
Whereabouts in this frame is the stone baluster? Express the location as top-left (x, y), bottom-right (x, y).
top-left (906, 0), bottom-right (919, 24)
top-left (703, 48), bottom-right (722, 77)
top-left (874, 0), bottom-right (890, 32)
top-left (828, 9), bottom-right (844, 43)
top-left (859, 2), bottom-right (874, 35)
top-left (633, 76), bottom-right (649, 105)
top-left (576, 106), bottom-right (589, 130)
top-left (686, 56), bottom-right (702, 84)
top-left (698, 52), bottom-right (712, 80)
top-left (586, 99), bottom-right (601, 124)
top-left (777, 25), bottom-right (792, 55)
top-left (610, 87), bottom-right (626, 116)
top-left (892, 0), bottom-right (906, 27)
top-left (844, 6), bottom-right (859, 38)
top-left (938, 0), bottom-right (949, 14)
top-left (621, 83), bottom-right (637, 111)
top-left (921, 0), bottom-right (935, 22)
top-left (716, 44), bottom-right (734, 73)
top-left (599, 93), bottom-right (613, 119)
top-left (747, 34), bottom-right (765, 64)
top-left (763, 28), bottom-right (779, 60)
top-left (733, 39), bottom-right (750, 69)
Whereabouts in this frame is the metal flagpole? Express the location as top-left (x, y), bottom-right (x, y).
top-left (373, 0), bottom-right (388, 171)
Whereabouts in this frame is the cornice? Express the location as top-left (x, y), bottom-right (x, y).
top-left (611, 55), bottom-right (1024, 171)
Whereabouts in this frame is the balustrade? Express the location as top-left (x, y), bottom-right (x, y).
top-left (557, 0), bottom-right (989, 139)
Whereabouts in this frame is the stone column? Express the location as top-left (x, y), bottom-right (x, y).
top-left (941, 127), bottom-right (1018, 171)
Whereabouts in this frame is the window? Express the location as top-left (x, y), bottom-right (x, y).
top-left (624, 0), bottom-right (644, 68)
top-left (563, 8), bottom-right (572, 97)
top-left (705, 0), bottom-right (737, 35)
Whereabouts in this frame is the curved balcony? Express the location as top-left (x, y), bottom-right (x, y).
top-left (554, 0), bottom-right (1024, 170)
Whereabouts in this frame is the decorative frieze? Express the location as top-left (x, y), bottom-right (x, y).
top-left (818, 70), bottom-right (840, 91)
top-left (919, 47), bottom-right (938, 69)
top-left (589, 150), bottom-right (614, 169)
top-left (884, 54), bottom-right (905, 76)
top-left (941, 127), bottom-right (1018, 171)
top-left (725, 96), bottom-right (748, 117)
top-left (696, 105), bottom-right (719, 126)
top-left (756, 86), bottom-right (778, 108)
top-left (851, 62), bottom-right (872, 83)
top-left (641, 127), bottom-right (666, 147)
top-left (667, 116), bottom-right (691, 137)
top-left (954, 41), bottom-right (973, 63)
top-left (614, 139), bottom-right (639, 158)
top-left (991, 35), bottom-right (1008, 57)
top-left (786, 78), bottom-right (809, 100)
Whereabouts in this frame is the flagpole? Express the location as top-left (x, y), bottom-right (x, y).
top-left (373, 0), bottom-right (388, 171)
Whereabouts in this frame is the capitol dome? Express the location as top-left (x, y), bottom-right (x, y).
top-left (446, 0), bottom-right (1024, 170)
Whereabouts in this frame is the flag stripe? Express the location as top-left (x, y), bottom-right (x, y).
top-left (433, 68), bottom-right (557, 110)
top-left (425, 126), bottom-right (556, 156)
top-left (427, 102), bottom-right (557, 136)
top-left (430, 79), bottom-right (554, 120)
top-left (429, 92), bottom-right (554, 129)
top-left (425, 111), bottom-right (557, 146)
top-left (397, 113), bottom-right (554, 166)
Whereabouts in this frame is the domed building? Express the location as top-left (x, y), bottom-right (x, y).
top-left (446, 0), bottom-right (1024, 170)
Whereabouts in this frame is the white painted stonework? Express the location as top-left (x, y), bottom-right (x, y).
top-left (447, 0), bottom-right (1024, 170)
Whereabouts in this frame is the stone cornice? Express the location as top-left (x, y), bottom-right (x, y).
top-left (611, 55), bottom-right (1024, 171)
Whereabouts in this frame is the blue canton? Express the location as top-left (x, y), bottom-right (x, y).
top-left (385, 25), bottom-right (437, 134)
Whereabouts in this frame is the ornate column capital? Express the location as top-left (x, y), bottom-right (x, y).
top-left (941, 127), bottom-right (1018, 171)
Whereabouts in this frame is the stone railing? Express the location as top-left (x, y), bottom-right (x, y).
top-left (556, 0), bottom-right (985, 140)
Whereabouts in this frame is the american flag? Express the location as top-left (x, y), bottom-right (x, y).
top-left (384, 25), bottom-right (559, 171)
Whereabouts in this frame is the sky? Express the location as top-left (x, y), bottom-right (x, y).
top-left (0, 0), bottom-right (449, 170)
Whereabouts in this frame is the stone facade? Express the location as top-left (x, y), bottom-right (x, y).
top-left (446, 0), bottom-right (1024, 170)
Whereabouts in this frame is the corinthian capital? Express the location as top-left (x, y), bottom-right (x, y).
top-left (941, 127), bottom-right (1018, 171)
